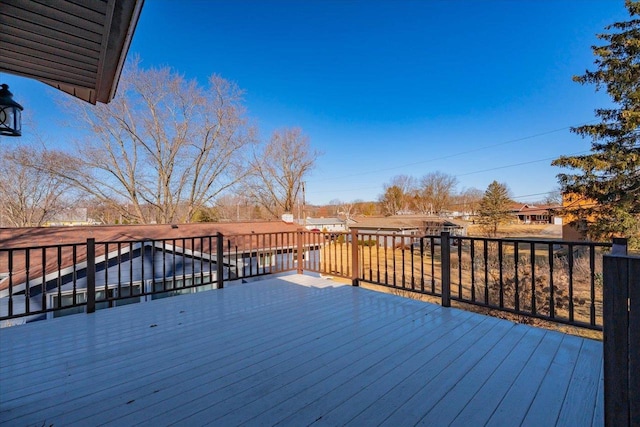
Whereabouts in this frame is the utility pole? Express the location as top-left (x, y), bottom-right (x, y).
top-left (302, 181), bottom-right (306, 225)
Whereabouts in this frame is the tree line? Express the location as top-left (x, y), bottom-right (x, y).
top-left (375, 175), bottom-right (540, 237)
top-left (376, 172), bottom-right (485, 217)
top-left (0, 59), bottom-right (319, 227)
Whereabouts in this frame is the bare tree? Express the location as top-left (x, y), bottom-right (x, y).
top-left (379, 186), bottom-right (404, 216)
top-left (340, 200), bottom-right (358, 221)
top-left (330, 199), bottom-right (359, 221)
top-left (247, 128), bottom-right (319, 218)
top-left (354, 200), bottom-right (380, 216)
top-left (84, 198), bottom-right (125, 225)
top-left (542, 189), bottom-right (562, 206)
top-left (327, 198), bottom-right (342, 216)
top-left (414, 171), bottom-right (458, 215)
top-left (212, 194), bottom-right (252, 221)
top-left (454, 187), bottom-right (484, 218)
top-left (52, 59), bottom-right (255, 224)
top-left (0, 145), bottom-right (72, 227)
top-left (379, 175), bottom-right (416, 215)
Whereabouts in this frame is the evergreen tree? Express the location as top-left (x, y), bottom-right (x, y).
top-left (552, 0), bottom-right (640, 248)
top-left (478, 181), bottom-right (513, 237)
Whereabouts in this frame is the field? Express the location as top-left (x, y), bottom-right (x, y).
top-left (466, 223), bottom-right (562, 239)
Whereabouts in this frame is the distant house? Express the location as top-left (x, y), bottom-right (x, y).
top-left (349, 216), bottom-right (421, 234)
top-left (509, 203), bottom-right (561, 225)
top-left (43, 207), bottom-right (101, 227)
top-left (350, 215), bottom-right (466, 235)
top-left (423, 218), bottom-right (467, 236)
top-left (447, 210), bottom-right (476, 221)
top-left (299, 217), bottom-right (347, 232)
top-left (0, 221), bottom-right (319, 326)
top-left (348, 215), bottom-right (467, 247)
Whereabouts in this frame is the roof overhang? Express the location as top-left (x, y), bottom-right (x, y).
top-left (0, 0), bottom-right (144, 104)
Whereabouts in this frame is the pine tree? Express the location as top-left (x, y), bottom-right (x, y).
top-left (553, 0), bottom-right (640, 248)
top-left (478, 181), bottom-right (513, 237)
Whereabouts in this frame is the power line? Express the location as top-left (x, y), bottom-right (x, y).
top-left (317, 119), bottom-right (597, 182)
top-left (455, 151), bottom-right (589, 177)
top-left (307, 189), bottom-right (563, 208)
top-left (307, 150), bottom-right (589, 197)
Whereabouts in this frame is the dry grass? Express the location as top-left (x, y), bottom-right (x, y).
top-left (467, 223), bottom-right (562, 239)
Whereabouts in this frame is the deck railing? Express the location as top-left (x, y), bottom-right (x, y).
top-left (452, 236), bottom-right (612, 329)
top-left (0, 229), bottom-right (614, 331)
top-left (349, 231), bottom-right (612, 330)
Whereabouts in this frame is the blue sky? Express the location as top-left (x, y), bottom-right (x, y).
top-left (1, 0), bottom-right (629, 205)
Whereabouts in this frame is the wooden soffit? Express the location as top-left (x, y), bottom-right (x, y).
top-left (0, 0), bottom-right (144, 104)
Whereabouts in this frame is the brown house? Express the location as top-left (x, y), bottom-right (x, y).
top-left (509, 203), bottom-right (560, 225)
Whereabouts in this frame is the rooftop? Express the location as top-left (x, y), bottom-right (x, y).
top-left (0, 273), bottom-right (603, 426)
top-left (0, 221), bottom-right (302, 247)
top-left (0, 221), bottom-right (305, 294)
top-left (350, 216), bottom-right (467, 232)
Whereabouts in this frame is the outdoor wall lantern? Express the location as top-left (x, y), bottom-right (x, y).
top-left (0, 84), bottom-right (24, 137)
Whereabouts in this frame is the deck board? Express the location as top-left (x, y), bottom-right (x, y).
top-left (377, 318), bottom-right (516, 426)
top-left (521, 333), bottom-right (583, 426)
top-left (278, 309), bottom-right (478, 427)
top-left (412, 323), bottom-right (530, 426)
top-left (348, 316), bottom-right (509, 426)
top-left (119, 295), bottom-right (439, 426)
top-left (0, 274), bottom-right (604, 426)
top-left (214, 308), bottom-right (475, 426)
top-left (3, 287), bottom-right (356, 409)
top-left (485, 330), bottom-right (565, 426)
top-left (556, 337), bottom-right (604, 426)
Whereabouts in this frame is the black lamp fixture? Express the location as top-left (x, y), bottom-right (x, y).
top-left (0, 84), bottom-right (24, 137)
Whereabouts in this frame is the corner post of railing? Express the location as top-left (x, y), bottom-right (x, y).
top-left (351, 229), bottom-right (359, 286)
top-left (612, 237), bottom-right (628, 255)
top-left (216, 232), bottom-right (224, 289)
top-left (296, 228), bottom-right (304, 274)
top-left (602, 238), bottom-right (638, 427)
top-left (440, 231), bottom-right (451, 307)
top-left (86, 238), bottom-right (96, 314)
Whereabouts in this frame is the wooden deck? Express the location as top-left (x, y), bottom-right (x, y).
top-left (0, 274), bottom-right (603, 426)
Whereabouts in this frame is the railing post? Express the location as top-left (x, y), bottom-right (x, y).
top-left (86, 238), bottom-right (96, 314)
top-left (612, 237), bottom-right (628, 255)
top-left (603, 242), bottom-right (638, 427)
top-left (630, 255), bottom-right (640, 427)
top-left (440, 231), bottom-right (451, 307)
top-left (297, 229), bottom-right (304, 274)
top-left (216, 232), bottom-right (224, 289)
top-left (351, 229), bottom-right (359, 286)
